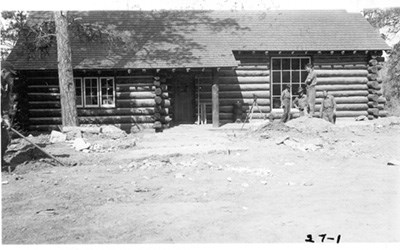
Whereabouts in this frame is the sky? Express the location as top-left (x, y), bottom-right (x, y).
top-left (0, 0), bottom-right (399, 12)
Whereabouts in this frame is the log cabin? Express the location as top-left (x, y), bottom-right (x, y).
top-left (6, 10), bottom-right (390, 132)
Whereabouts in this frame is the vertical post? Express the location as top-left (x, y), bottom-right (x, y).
top-left (212, 69), bottom-right (219, 128)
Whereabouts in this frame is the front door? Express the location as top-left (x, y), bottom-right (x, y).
top-left (173, 74), bottom-right (194, 124)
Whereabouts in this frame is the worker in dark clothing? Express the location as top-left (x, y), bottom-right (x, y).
top-left (305, 63), bottom-right (317, 117)
top-left (1, 61), bottom-right (16, 169)
top-left (280, 84), bottom-right (291, 123)
top-left (320, 90), bottom-right (337, 124)
top-left (293, 87), bottom-right (308, 117)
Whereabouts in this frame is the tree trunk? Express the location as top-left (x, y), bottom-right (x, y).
top-left (54, 11), bottom-right (79, 127)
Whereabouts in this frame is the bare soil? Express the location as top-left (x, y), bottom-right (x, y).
top-left (2, 118), bottom-right (400, 243)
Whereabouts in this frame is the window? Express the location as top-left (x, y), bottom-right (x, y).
top-left (271, 57), bottom-right (311, 109)
top-left (100, 77), bottom-right (115, 107)
top-left (84, 77), bottom-right (99, 107)
top-left (75, 77), bottom-right (115, 108)
top-left (74, 78), bottom-right (83, 107)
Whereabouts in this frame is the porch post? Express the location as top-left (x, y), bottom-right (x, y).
top-left (212, 69), bottom-right (219, 128)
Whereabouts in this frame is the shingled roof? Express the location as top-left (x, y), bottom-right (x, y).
top-left (7, 10), bottom-right (389, 70)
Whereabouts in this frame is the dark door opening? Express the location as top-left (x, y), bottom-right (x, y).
top-left (173, 74), bottom-right (194, 124)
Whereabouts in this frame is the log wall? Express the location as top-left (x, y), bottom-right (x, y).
top-left (313, 53), bottom-right (374, 118)
top-left (26, 72), bottom-right (161, 132)
top-left (313, 53), bottom-right (387, 118)
top-left (195, 65), bottom-right (270, 124)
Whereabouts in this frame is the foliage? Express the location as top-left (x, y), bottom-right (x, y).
top-left (1, 11), bottom-right (27, 59)
top-left (364, 8), bottom-right (400, 116)
top-left (363, 8), bottom-right (400, 40)
top-left (381, 42), bottom-right (400, 115)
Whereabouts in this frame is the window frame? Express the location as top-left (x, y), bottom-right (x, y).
top-left (99, 77), bottom-right (116, 108)
top-left (270, 56), bottom-right (311, 111)
top-left (74, 77), bottom-right (84, 108)
top-left (83, 77), bottom-right (100, 108)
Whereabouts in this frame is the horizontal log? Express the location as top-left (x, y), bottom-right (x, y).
top-left (200, 91), bottom-right (270, 99)
top-left (367, 81), bottom-right (380, 90)
top-left (367, 94), bottom-right (379, 102)
top-left (379, 110), bottom-right (388, 117)
top-left (218, 76), bottom-right (270, 84)
top-left (116, 86), bottom-right (155, 92)
top-left (368, 89), bottom-right (379, 95)
top-left (116, 92), bottom-right (155, 99)
top-left (317, 77), bottom-right (368, 84)
top-left (28, 93), bottom-right (60, 101)
top-left (316, 90), bottom-right (368, 97)
top-left (116, 77), bottom-right (153, 84)
top-left (218, 84), bottom-right (270, 91)
top-left (237, 65), bottom-right (270, 70)
top-left (315, 69), bottom-right (368, 77)
top-left (27, 86), bottom-right (60, 93)
top-left (315, 103), bottom-right (368, 111)
top-left (28, 101), bottom-right (61, 108)
top-left (219, 98), bottom-right (270, 106)
top-left (218, 105), bottom-right (271, 113)
top-left (235, 70), bottom-right (270, 76)
top-left (117, 99), bottom-right (170, 108)
top-left (316, 64), bottom-right (368, 70)
top-left (368, 101), bottom-right (378, 108)
top-left (154, 96), bottom-right (163, 104)
top-left (156, 116), bottom-right (172, 123)
top-left (368, 66), bottom-right (379, 74)
top-left (369, 59), bottom-right (378, 66)
top-left (378, 96), bottom-right (386, 104)
top-left (155, 88), bottom-right (162, 95)
top-left (334, 111), bottom-right (369, 117)
top-left (367, 74), bottom-right (378, 81)
top-left (315, 96), bottom-right (368, 104)
top-left (367, 108), bottom-right (379, 116)
top-left (378, 104), bottom-right (385, 110)
top-left (316, 84), bottom-right (368, 91)
top-left (30, 115), bottom-right (155, 125)
top-left (28, 123), bottom-right (158, 132)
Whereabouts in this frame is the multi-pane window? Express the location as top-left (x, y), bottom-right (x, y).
top-left (74, 77), bottom-right (115, 108)
top-left (271, 57), bottom-right (311, 109)
top-left (74, 78), bottom-right (83, 107)
top-left (100, 77), bottom-right (115, 107)
top-left (84, 77), bottom-right (99, 107)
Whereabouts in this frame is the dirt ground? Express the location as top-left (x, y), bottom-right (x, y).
top-left (2, 117), bottom-right (400, 243)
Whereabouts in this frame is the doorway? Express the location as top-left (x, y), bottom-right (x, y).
top-left (172, 74), bottom-right (195, 124)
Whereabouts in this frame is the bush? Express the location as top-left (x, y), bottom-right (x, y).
top-left (382, 42), bottom-right (400, 116)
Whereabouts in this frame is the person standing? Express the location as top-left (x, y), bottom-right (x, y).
top-left (305, 63), bottom-right (317, 116)
top-left (320, 90), bottom-right (337, 124)
top-left (280, 85), bottom-right (291, 123)
top-left (293, 87), bottom-right (308, 117)
top-left (1, 61), bottom-right (16, 168)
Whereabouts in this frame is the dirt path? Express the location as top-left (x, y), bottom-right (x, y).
top-left (2, 119), bottom-right (400, 243)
